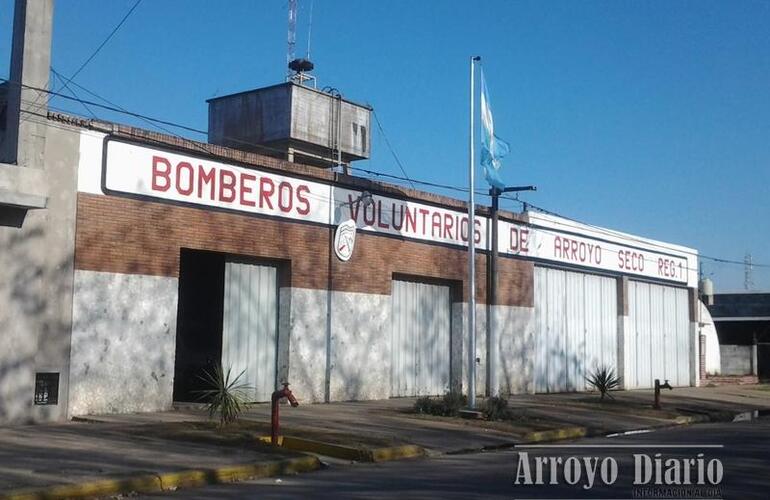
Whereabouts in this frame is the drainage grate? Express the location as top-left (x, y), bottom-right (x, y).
top-left (34, 372), bottom-right (59, 405)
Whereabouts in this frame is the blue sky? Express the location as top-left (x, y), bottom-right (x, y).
top-left (2, 0), bottom-right (768, 291)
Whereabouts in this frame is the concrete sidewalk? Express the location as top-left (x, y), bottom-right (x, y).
top-left (78, 385), bottom-right (770, 453)
top-left (0, 421), bottom-right (307, 493)
top-left (0, 385), bottom-right (768, 498)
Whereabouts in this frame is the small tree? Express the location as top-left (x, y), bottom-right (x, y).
top-left (195, 364), bottom-right (253, 426)
top-left (586, 365), bottom-right (621, 401)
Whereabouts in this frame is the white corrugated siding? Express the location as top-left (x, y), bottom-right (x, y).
top-left (627, 281), bottom-right (690, 388)
top-left (391, 279), bottom-right (451, 397)
top-left (222, 261), bottom-right (278, 402)
top-left (535, 267), bottom-right (618, 393)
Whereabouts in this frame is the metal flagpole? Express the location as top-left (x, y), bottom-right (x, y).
top-left (467, 56), bottom-right (477, 409)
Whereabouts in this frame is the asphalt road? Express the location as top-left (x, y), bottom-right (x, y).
top-left (143, 418), bottom-right (770, 499)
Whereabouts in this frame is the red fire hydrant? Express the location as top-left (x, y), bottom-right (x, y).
top-left (271, 382), bottom-right (299, 445)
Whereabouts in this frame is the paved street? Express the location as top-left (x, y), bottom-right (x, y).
top-left (143, 418), bottom-right (770, 500)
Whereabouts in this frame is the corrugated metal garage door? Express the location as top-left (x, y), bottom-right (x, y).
top-left (391, 279), bottom-right (451, 397)
top-left (627, 281), bottom-right (690, 388)
top-left (222, 261), bottom-right (278, 402)
top-left (535, 267), bottom-right (618, 393)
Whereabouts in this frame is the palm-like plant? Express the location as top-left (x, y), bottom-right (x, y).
top-left (586, 365), bottom-right (621, 400)
top-left (195, 364), bottom-right (253, 426)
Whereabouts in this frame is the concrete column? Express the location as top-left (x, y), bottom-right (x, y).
top-left (616, 276), bottom-right (630, 389)
top-left (1, 0), bottom-right (54, 167)
top-left (689, 288), bottom-right (700, 387)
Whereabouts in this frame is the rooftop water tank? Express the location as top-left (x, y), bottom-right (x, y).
top-left (699, 277), bottom-right (714, 306)
top-left (207, 82), bottom-right (371, 169)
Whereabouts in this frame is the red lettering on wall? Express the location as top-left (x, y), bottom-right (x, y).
top-left (259, 177), bottom-right (274, 209)
top-left (460, 217), bottom-right (469, 242)
top-left (404, 207), bottom-right (417, 233)
top-left (197, 165), bottom-right (216, 200)
top-left (444, 213), bottom-right (455, 240)
top-left (296, 185), bottom-right (311, 215)
top-left (431, 212), bottom-right (443, 239)
top-left (618, 250), bottom-right (645, 272)
top-left (277, 181), bottom-right (293, 212)
top-left (219, 170), bottom-right (236, 202)
top-left (240, 173), bottom-right (256, 207)
top-left (391, 204), bottom-right (404, 231)
top-left (658, 257), bottom-right (678, 278)
top-left (151, 156), bottom-right (171, 192)
top-left (419, 209), bottom-right (430, 235)
top-left (363, 201), bottom-right (376, 226)
top-left (377, 201), bottom-right (390, 229)
top-left (510, 227), bottom-right (530, 253)
top-left (175, 161), bottom-right (194, 195)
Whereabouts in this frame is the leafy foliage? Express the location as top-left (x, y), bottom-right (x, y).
top-left (195, 364), bottom-right (253, 426)
top-left (413, 392), bottom-right (468, 417)
top-left (440, 391), bottom-right (468, 416)
top-left (586, 365), bottom-right (621, 400)
top-left (482, 396), bottom-right (509, 421)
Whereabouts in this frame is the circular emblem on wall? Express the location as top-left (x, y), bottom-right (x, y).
top-left (334, 219), bottom-right (357, 262)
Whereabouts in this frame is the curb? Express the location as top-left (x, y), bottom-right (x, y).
top-left (522, 426), bottom-right (587, 443)
top-left (0, 455), bottom-right (320, 500)
top-left (444, 408), bottom-right (765, 455)
top-left (259, 436), bottom-right (426, 462)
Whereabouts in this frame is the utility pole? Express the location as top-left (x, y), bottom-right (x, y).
top-left (744, 252), bottom-right (754, 291)
top-left (487, 185), bottom-right (535, 396)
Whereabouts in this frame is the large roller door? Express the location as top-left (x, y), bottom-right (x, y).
top-left (391, 279), bottom-right (451, 397)
top-left (222, 261), bottom-right (278, 402)
top-left (626, 281), bottom-right (690, 388)
top-left (535, 267), bottom-right (618, 393)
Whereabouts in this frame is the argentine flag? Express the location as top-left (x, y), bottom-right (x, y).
top-left (480, 68), bottom-right (511, 190)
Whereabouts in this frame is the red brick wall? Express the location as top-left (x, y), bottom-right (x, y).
top-left (75, 193), bottom-right (533, 307)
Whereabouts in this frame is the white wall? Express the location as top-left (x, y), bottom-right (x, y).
top-left (494, 305), bottom-right (536, 395)
top-left (698, 302), bottom-right (721, 375)
top-left (720, 345), bottom-right (754, 376)
top-left (287, 288), bottom-right (390, 403)
top-left (68, 270), bottom-right (178, 416)
top-left (328, 291), bottom-right (390, 401)
top-left (285, 288), bottom-right (327, 402)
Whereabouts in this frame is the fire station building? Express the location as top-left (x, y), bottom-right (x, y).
top-left (0, 0), bottom-right (700, 424)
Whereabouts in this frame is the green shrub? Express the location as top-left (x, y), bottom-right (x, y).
top-left (585, 365), bottom-right (621, 400)
top-left (413, 392), bottom-right (468, 417)
top-left (195, 364), bottom-right (253, 426)
top-left (440, 392), bottom-right (468, 416)
top-left (483, 396), bottom-right (509, 421)
top-left (414, 396), bottom-right (440, 415)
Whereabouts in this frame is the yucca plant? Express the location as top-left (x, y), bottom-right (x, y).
top-left (586, 365), bottom-right (621, 401)
top-left (195, 364), bottom-right (253, 426)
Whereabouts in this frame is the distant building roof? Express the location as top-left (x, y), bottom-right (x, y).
top-left (709, 293), bottom-right (770, 320)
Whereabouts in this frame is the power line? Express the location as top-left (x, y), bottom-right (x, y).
top-left (5, 78), bottom-right (302, 159)
top-left (52, 0), bottom-right (144, 96)
top-left (371, 109), bottom-right (416, 189)
top-left (50, 68), bottom-right (97, 119)
top-left (8, 77), bottom-right (769, 270)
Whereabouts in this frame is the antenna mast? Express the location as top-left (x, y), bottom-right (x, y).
top-left (287, 0), bottom-right (297, 80)
top-left (744, 252), bottom-right (754, 291)
top-left (286, 0), bottom-right (315, 87)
